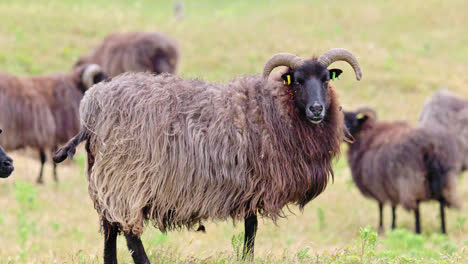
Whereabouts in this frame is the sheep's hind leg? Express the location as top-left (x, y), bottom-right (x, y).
top-left (242, 214), bottom-right (258, 261)
top-left (391, 205), bottom-right (397, 229)
top-left (103, 219), bottom-right (119, 264)
top-left (52, 147), bottom-right (58, 182)
top-left (124, 232), bottom-right (150, 264)
top-left (440, 199), bottom-right (446, 234)
top-left (36, 149), bottom-right (46, 184)
top-left (378, 202), bottom-right (384, 233)
top-left (414, 201), bottom-right (421, 234)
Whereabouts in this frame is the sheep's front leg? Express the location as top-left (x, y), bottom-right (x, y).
top-left (391, 205), bottom-right (397, 229)
top-left (440, 199), bottom-right (446, 234)
top-left (414, 201), bottom-right (421, 234)
top-left (103, 219), bottom-right (119, 264)
top-left (378, 202), bottom-right (384, 233)
top-left (124, 232), bottom-right (150, 264)
top-left (242, 214), bottom-right (258, 260)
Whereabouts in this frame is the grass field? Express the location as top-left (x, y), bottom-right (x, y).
top-left (1, 0), bottom-right (468, 263)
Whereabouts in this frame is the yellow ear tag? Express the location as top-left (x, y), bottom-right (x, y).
top-left (356, 113), bottom-right (365, 119)
top-left (286, 75), bottom-right (291, 85)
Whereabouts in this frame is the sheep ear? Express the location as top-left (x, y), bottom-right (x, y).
top-left (329, 69), bottom-right (343, 81)
top-left (281, 72), bottom-right (294, 85)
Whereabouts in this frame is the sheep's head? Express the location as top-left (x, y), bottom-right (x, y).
top-left (150, 47), bottom-right (179, 74)
top-left (79, 64), bottom-right (108, 92)
top-left (343, 106), bottom-right (377, 140)
top-left (263, 48), bottom-right (362, 124)
top-left (0, 129), bottom-right (14, 178)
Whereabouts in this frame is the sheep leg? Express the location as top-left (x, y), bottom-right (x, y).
top-left (242, 214), bottom-right (258, 260)
top-left (391, 205), bottom-right (397, 229)
top-left (52, 147), bottom-right (58, 182)
top-left (440, 199), bottom-right (446, 234)
top-left (103, 219), bottom-right (119, 264)
top-left (414, 201), bottom-right (421, 234)
top-left (36, 149), bottom-right (46, 184)
top-left (378, 203), bottom-right (384, 233)
top-left (124, 232), bottom-right (150, 264)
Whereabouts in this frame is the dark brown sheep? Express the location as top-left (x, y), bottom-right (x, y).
top-left (344, 107), bottom-right (461, 234)
top-left (0, 129), bottom-right (14, 178)
top-left (54, 48), bottom-right (362, 263)
top-left (0, 64), bottom-right (106, 183)
top-left (75, 32), bottom-right (180, 77)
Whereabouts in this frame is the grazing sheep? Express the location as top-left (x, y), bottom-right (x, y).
top-left (0, 129), bottom-right (14, 178)
top-left (0, 64), bottom-right (106, 183)
top-left (344, 107), bottom-right (461, 234)
top-left (55, 48), bottom-right (362, 263)
top-left (75, 32), bottom-right (180, 77)
top-left (419, 90), bottom-right (468, 171)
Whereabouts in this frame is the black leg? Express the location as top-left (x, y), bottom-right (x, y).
top-left (378, 203), bottom-right (384, 233)
top-left (242, 214), bottom-right (258, 260)
top-left (391, 205), bottom-right (397, 229)
top-left (414, 201), bottom-right (421, 234)
top-left (52, 147), bottom-right (58, 182)
top-left (103, 219), bottom-right (118, 264)
top-left (124, 232), bottom-right (150, 264)
top-left (36, 149), bottom-right (46, 184)
top-left (440, 199), bottom-right (446, 234)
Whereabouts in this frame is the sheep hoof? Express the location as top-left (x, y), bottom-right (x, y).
top-left (196, 225), bottom-right (206, 233)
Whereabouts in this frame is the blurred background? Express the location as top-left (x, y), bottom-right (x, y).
top-left (0, 0), bottom-right (467, 263)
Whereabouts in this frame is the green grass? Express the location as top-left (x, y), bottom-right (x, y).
top-left (1, 0), bottom-right (468, 263)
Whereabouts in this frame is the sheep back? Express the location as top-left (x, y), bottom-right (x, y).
top-left (80, 72), bottom-right (343, 235)
top-left (76, 32), bottom-right (179, 77)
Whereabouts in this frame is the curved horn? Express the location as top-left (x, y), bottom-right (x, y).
top-left (356, 106), bottom-right (377, 120)
top-left (82, 64), bottom-right (103, 89)
top-left (318, 48), bottom-right (362, 81)
top-left (262, 53), bottom-right (304, 80)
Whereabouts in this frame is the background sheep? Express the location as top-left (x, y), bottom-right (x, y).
top-left (54, 48), bottom-right (362, 263)
top-left (344, 106), bottom-right (461, 234)
top-left (75, 32), bottom-right (180, 77)
top-left (419, 90), bottom-right (468, 172)
top-left (0, 64), bottom-right (106, 183)
top-left (0, 129), bottom-right (14, 178)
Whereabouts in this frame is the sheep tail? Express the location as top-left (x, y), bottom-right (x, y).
top-left (53, 128), bottom-right (89, 163)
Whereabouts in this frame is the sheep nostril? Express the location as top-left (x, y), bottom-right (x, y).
top-left (309, 104), bottom-right (324, 116)
top-left (3, 160), bottom-right (12, 167)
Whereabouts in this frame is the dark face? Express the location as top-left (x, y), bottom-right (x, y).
top-left (0, 130), bottom-right (13, 178)
top-left (151, 51), bottom-right (177, 74)
top-left (343, 110), bottom-right (368, 140)
top-left (282, 62), bottom-right (342, 124)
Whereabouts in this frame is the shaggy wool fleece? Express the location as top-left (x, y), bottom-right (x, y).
top-left (419, 90), bottom-right (468, 171)
top-left (0, 72), bottom-right (56, 150)
top-left (347, 114), bottom-right (460, 211)
top-left (76, 32), bottom-right (179, 77)
top-left (80, 72), bottom-right (343, 235)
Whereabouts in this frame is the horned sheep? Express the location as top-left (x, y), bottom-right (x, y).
top-left (55, 48), bottom-right (362, 263)
top-left (0, 64), bottom-right (106, 183)
top-left (344, 106), bottom-right (461, 234)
